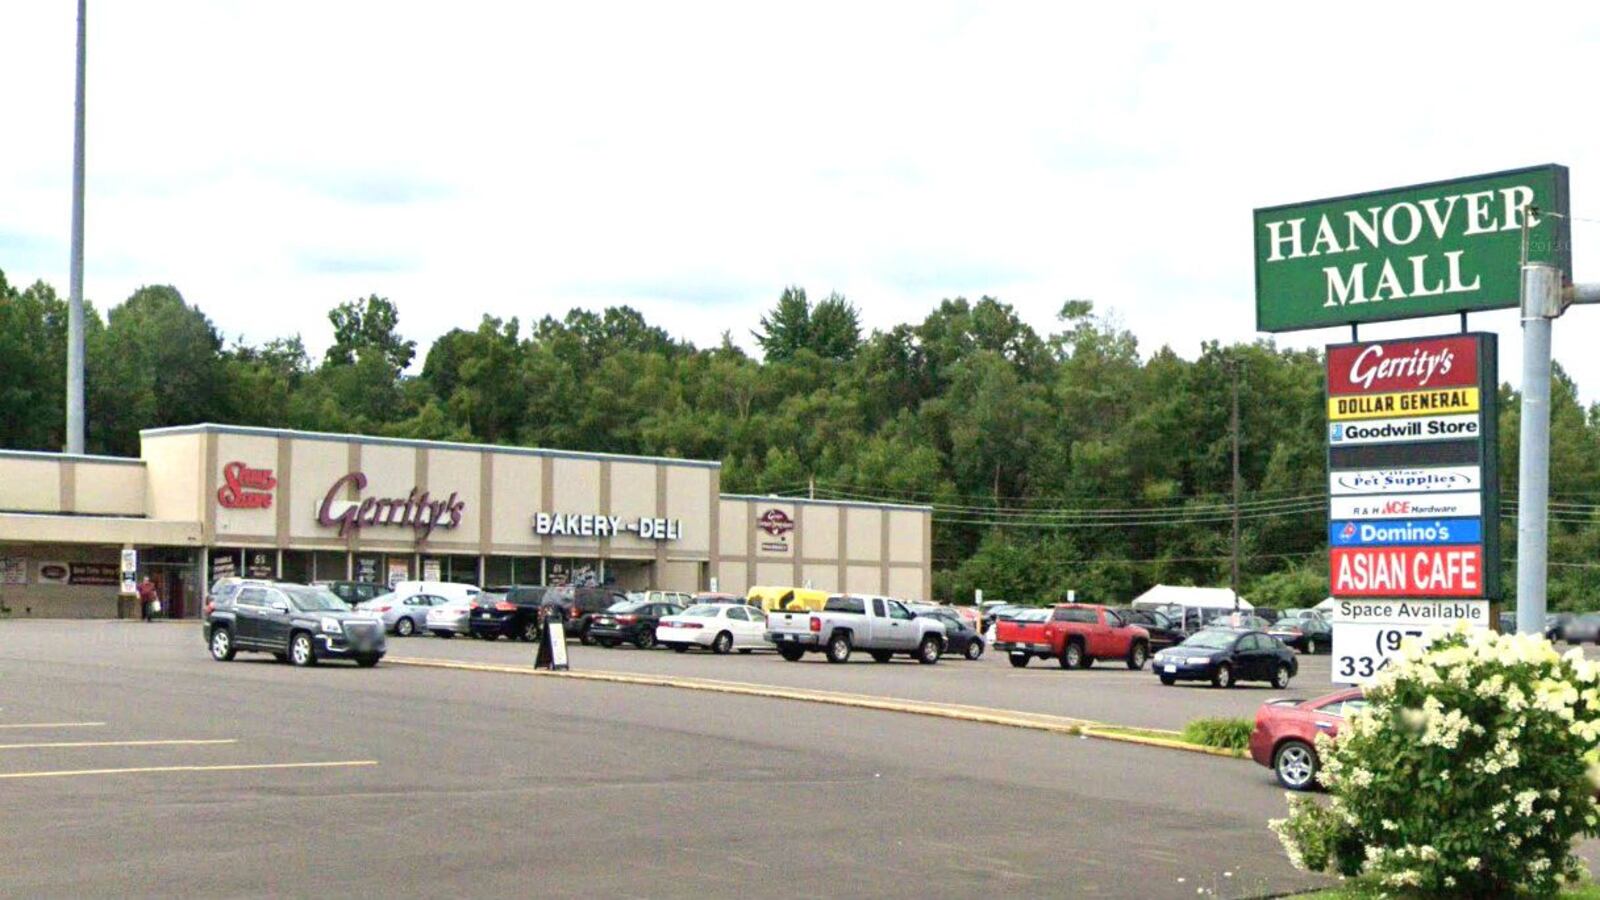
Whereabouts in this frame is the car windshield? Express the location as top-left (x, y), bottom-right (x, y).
top-left (1181, 629), bottom-right (1238, 650)
top-left (682, 605), bottom-right (722, 618)
top-left (284, 586), bottom-right (349, 612)
top-left (608, 600), bottom-right (647, 613)
top-left (1017, 609), bottom-right (1049, 622)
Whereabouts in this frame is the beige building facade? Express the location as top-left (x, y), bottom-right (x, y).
top-left (0, 425), bottom-right (931, 618)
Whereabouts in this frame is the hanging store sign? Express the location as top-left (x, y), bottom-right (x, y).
top-left (1329, 492), bottom-right (1482, 521)
top-left (1256, 165), bottom-right (1570, 332)
top-left (532, 512), bottom-right (683, 541)
top-left (1327, 387), bottom-right (1479, 421)
top-left (1330, 546), bottom-right (1483, 597)
top-left (315, 472), bottom-right (465, 540)
top-left (1329, 518), bottom-right (1483, 548)
top-left (216, 461), bottom-right (277, 509)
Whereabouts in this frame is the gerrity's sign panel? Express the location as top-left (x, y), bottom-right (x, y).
top-left (1325, 332), bottom-right (1499, 599)
top-left (1256, 165), bottom-right (1569, 332)
top-left (316, 472), bottom-right (465, 539)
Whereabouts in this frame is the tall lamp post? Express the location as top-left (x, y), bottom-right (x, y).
top-left (66, 0), bottom-right (88, 454)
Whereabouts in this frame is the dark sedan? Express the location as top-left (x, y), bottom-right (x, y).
top-left (468, 585), bottom-right (546, 642)
top-left (917, 608), bottom-right (985, 660)
top-left (1267, 614), bottom-right (1332, 654)
top-left (587, 600), bottom-right (685, 649)
top-left (1109, 607), bottom-right (1185, 651)
top-left (1152, 628), bottom-right (1297, 689)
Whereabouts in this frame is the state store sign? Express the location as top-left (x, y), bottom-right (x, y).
top-left (217, 461), bottom-right (277, 509)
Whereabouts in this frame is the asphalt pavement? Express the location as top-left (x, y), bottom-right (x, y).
top-left (16, 621), bottom-right (1594, 898)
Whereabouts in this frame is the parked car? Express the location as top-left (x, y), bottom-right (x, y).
top-left (1563, 613), bottom-right (1600, 644)
top-left (1267, 615), bottom-right (1332, 654)
top-left (538, 585), bottom-right (631, 644)
top-left (1153, 628), bottom-right (1297, 689)
top-left (204, 576), bottom-right (273, 613)
top-left (626, 590), bottom-right (694, 608)
top-left (982, 605), bottom-right (1037, 645)
top-left (589, 599), bottom-right (686, 649)
top-left (917, 607), bottom-right (984, 660)
top-left (767, 594), bottom-right (947, 664)
top-left (205, 582), bottom-right (385, 667)
top-left (468, 585), bottom-right (547, 642)
top-left (1249, 688), bottom-right (1366, 790)
top-left (1108, 606), bottom-right (1186, 652)
top-left (1205, 612), bottom-right (1272, 632)
top-left (359, 590), bottom-right (448, 636)
top-left (1546, 612), bottom-right (1576, 642)
top-left (315, 580), bottom-right (386, 609)
top-left (657, 603), bottom-right (768, 654)
top-left (994, 603), bottom-right (1151, 670)
top-left (1253, 607), bottom-right (1282, 625)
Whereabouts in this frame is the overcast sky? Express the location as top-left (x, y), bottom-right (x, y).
top-left (4, 2), bottom-right (1599, 400)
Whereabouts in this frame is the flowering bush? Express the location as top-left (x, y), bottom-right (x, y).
top-left (1271, 626), bottom-right (1600, 896)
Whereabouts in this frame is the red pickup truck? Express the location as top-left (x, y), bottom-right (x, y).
top-left (993, 604), bottom-right (1151, 670)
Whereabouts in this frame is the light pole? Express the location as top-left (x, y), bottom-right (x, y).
top-left (1229, 355), bottom-right (1242, 610)
top-left (66, 0), bottom-right (87, 454)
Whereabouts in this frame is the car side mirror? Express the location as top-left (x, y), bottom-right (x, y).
top-left (268, 601), bottom-right (290, 613)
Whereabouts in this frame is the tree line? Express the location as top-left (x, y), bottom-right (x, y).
top-left (3, 267), bottom-right (1598, 610)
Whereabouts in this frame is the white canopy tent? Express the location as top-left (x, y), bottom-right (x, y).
top-left (1131, 585), bottom-right (1251, 631)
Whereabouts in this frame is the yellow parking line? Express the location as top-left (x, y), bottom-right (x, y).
top-left (0, 739), bottom-right (237, 751)
top-left (386, 657), bottom-right (1243, 759)
top-left (0, 760), bottom-right (378, 780)
top-left (0, 722), bottom-right (106, 730)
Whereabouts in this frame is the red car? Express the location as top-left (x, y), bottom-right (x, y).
top-left (1248, 687), bottom-right (1366, 790)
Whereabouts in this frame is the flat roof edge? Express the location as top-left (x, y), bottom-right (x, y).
top-left (140, 423), bottom-right (722, 469)
top-left (719, 493), bottom-right (933, 512)
top-left (0, 448), bottom-right (145, 466)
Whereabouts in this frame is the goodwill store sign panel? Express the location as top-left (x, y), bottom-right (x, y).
top-left (1255, 165), bottom-right (1569, 332)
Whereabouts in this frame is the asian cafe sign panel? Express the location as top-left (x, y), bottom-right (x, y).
top-left (1255, 165), bottom-right (1570, 332)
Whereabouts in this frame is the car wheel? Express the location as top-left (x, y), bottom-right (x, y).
top-left (355, 655), bottom-right (381, 668)
top-left (1126, 642), bottom-right (1148, 671)
top-left (1061, 641), bottom-right (1083, 670)
top-left (1304, 638), bottom-right (1317, 655)
top-left (396, 618), bottom-right (415, 637)
top-left (1008, 653), bottom-right (1029, 668)
top-left (598, 639), bottom-right (618, 648)
top-left (672, 644), bottom-right (690, 654)
top-left (1159, 674), bottom-right (1176, 686)
top-left (917, 636), bottom-right (941, 665)
top-left (1274, 740), bottom-right (1318, 791)
top-left (635, 630), bottom-right (657, 650)
top-left (579, 625), bottom-right (595, 646)
top-left (712, 631), bottom-right (734, 655)
top-left (778, 645), bottom-right (805, 662)
top-left (208, 627), bottom-right (236, 662)
top-left (826, 633), bottom-right (852, 664)
top-left (871, 650), bottom-right (894, 664)
top-left (1271, 663), bottom-right (1292, 689)
top-left (964, 640), bottom-right (984, 661)
top-left (289, 632), bottom-right (317, 667)
top-left (520, 619), bottom-right (539, 643)
top-left (1212, 662), bottom-right (1234, 688)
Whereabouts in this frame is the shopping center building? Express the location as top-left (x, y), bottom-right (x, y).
top-left (0, 424), bottom-right (932, 618)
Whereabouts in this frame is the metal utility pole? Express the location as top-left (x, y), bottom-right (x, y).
top-left (1230, 357), bottom-right (1242, 610)
top-left (1515, 205), bottom-right (1562, 634)
top-left (65, 0), bottom-right (88, 455)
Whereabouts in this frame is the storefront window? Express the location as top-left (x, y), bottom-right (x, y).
top-left (511, 556), bottom-right (542, 586)
top-left (484, 555), bottom-right (514, 588)
top-left (243, 549), bottom-right (276, 580)
top-left (280, 550), bottom-right (312, 583)
top-left (382, 554), bottom-right (413, 588)
top-left (353, 554), bottom-right (382, 585)
top-left (446, 555), bottom-right (480, 585)
top-left (313, 551), bottom-right (348, 583)
top-left (419, 555), bottom-right (446, 582)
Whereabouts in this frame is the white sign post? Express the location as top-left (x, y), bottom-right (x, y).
top-left (119, 548), bottom-right (138, 596)
top-left (1330, 599), bottom-right (1489, 685)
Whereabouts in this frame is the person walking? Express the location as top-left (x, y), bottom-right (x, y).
top-left (136, 576), bottom-right (160, 622)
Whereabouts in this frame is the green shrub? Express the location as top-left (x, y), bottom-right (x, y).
top-left (1180, 716), bottom-right (1253, 751)
top-left (1271, 627), bottom-right (1600, 896)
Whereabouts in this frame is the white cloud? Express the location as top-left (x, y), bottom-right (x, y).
top-left (2, 0), bottom-right (1598, 398)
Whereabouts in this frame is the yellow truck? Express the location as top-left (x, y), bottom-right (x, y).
top-left (746, 586), bottom-right (830, 614)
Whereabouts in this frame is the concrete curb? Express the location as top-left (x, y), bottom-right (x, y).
top-left (387, 656), bottom-right (1248, 761)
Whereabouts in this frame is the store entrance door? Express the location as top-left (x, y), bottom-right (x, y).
top-left (143, 548), bottom-right (199, 619)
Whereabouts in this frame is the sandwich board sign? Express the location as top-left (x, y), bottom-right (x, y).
top-left (1254, 165), bottom-right (1569, 332)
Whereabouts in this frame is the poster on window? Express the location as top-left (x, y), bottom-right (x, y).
top-left (548, 560), bottom-right (570, 586)
top-left (246, 551), bottom-right (275, 579)
top-left (422, 558), bottom-right (442, 581)
top-left (387, 560), bottom-right (409, 588)
top-left (354, 556), bottom-right (380, 583)
top-left (2, 558), bottom-right (27, 585)
top-left (211, 553), bottom-right (237, 581)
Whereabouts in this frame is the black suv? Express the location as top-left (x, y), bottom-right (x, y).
top-left (469, 585), bottom-right (547, 642)
top-left (541, 585), bottom-right (629, 645)
top-left (205, 582), bottom-right (387, 667)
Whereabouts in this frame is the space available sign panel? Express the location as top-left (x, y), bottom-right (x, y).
top-left (1325, 333), bottom-right (1499, 600)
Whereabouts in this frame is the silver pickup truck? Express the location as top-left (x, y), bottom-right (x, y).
top-left (766, 594), bottom-right (947, 664)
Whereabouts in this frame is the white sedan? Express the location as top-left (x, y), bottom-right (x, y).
top-left (656, 603), bottom-right (767, 655)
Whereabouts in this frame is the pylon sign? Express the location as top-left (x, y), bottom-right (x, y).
top-left (1325, 333), bottom-right (1500, 600)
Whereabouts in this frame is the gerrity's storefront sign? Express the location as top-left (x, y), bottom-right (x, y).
top-left (532, 513), bottom-right (683, 541)
top-left (1325, 333), bottom-right (1499, 600)
top-left (315, 472), bottom-right (465, 539)
top-left (216, 461), bottom-right (277, 509)
top-left (1256, 165), bottom-right (1570, 332)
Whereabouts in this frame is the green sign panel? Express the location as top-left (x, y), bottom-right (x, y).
top-left (1254, 165), bottom-right (1570, 332)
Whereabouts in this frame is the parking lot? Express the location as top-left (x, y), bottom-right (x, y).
top-left (2, 620), bottom-right (1595, 899)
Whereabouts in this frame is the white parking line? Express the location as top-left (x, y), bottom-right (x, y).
top-left (0, 722), bottom-right (107, 730)
top-left (0, 739), bottom-right (237, 751)
top-left (0, 760), bottom-right (379, 780)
